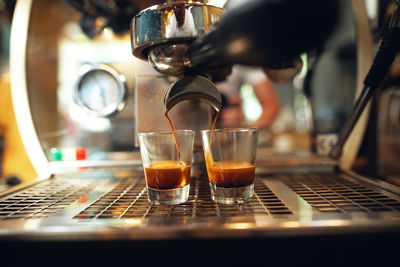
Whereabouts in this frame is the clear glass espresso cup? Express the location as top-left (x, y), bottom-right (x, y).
top-left (138, 130), bottom-right (195, 205)
top-left (201, 128), bottom-right (258, 204)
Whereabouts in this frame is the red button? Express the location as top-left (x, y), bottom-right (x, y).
top-left (76, 148), bottom-right (87, 160)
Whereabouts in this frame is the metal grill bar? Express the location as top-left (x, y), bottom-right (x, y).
top-left (280, 173), bottom-right (400, 213)
top-left (74, 177), bottom-right (292, 220)
top-left (0, 178), bottom-right (96, 220)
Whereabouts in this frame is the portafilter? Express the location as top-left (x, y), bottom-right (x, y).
top-left (130, 1), bottom-right (224, 113)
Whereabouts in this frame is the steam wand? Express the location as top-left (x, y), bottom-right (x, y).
top-left (330, 0), bottom-right (400, 159)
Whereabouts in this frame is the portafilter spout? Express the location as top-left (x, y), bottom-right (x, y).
top-left (164, 75), bottom-right (222, 113)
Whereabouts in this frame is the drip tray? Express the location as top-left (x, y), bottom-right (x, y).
top-left (72, 172), bottom-right (400, 221)
top-left (1, 170), bottom-right (400, 241)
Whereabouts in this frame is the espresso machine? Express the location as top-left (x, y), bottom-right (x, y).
top-left (1, 0), bottom-right (400, 265)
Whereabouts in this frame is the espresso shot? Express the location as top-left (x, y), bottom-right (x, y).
top-left (138, 130), bottom-right (195, 205)
top-left (144, 160), bottom-right (191, 190)
top-left (202, 128), bottom-right (258, 204)
top-left (206, 161), bottom-right (255, 188)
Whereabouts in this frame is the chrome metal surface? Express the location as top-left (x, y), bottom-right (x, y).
top-left (164, 75), bottom-right (222, 113)
top-left (280, 173), bottom-right (400, 213)
top-left (0, 177), bottom-right (96, 220)
top-left (131, 2), bottom-right (224, 60)
top-left (0, 168), bottom-right (400, 241)
top-left (148, 43), bottom-right (189, 75)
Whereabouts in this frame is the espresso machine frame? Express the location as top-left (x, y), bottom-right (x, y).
top-left (2, 0), bottom-right (400, 264)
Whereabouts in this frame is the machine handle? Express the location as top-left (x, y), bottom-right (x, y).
top-left (364, 27), bottom-right (400, 89)
top-left (330, 5), bottom-right (400, 160)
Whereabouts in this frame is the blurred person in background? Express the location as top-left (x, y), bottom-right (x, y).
top-left (216, 65), bottom-right (280, 131)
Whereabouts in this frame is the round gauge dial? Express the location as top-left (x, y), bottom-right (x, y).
top-left (74, 64), bottom-right (127, 117)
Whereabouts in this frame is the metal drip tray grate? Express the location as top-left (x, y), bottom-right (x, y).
top-left (2, 171), bottom-right (399, 224)
top-left (74, 177), bottom-right (292, 220)
top-left (280, 173), bottom-right (400, 213)
top-left (0, 178), bottom-right (96, 220)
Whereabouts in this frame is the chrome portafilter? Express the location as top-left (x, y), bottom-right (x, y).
top-left (131, 1), bottom-right (225, 112)
top-left (131, 1), bottom-right (224, 76)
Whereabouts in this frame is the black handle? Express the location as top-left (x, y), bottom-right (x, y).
top-left (330, 26), bottom-right (400, 159)
top-left (364, 27), bottom-right (400, 88)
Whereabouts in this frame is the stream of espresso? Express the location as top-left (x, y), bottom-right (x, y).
top-left (164, 111), bottom-right (181, 160)
top-left (209, 111), bottom-right (220, 149)
top-left (164, 110), bottom-right (221, 162)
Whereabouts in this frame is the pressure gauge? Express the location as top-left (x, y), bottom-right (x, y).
top-left (74, 64), bottom-right (127, 117)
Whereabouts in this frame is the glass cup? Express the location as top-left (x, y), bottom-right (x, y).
top-left (201, 128), bottom-right (258, 204)
top-left (138, 130), bottom-right (195, 205)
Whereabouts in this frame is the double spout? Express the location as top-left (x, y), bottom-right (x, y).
top-left (163, 75), bottom-right (222, 113)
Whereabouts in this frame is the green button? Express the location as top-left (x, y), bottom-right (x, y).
top-left (50, 148), bottom-right (62, 161)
